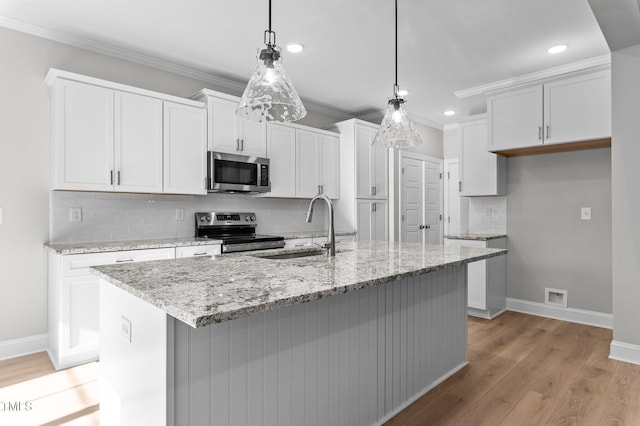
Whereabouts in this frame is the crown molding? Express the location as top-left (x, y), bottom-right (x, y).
top-left (454, 54), bottom-right (612, 99)
top-left (0, 16), bottom-right (353, 120)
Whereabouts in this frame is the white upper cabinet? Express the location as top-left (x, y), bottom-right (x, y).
top-left (46, 69), bottom-right (207, 195)
top-left (354, 122), bottom-right (388, 199)
top-left (114, 92), bottom-right (163, 193)
top-left (543, 71), bottom-right (611, 145)
top-left (487, 86), bottom-right (543, 151)
top-left (266, 123), bottom-right (296, 197)
top-left (163, 101), bottom-right (207, 195)
top-left (51, 79), bottom-right (114, 191)
top-left (266, 122), bottom-right (340, 199)
top-left (459, 117), bottom-right (506, 196)
top-left (193, 89), bottom-right (267, 157)
top-left (487, 69), bottom-right (611, 152)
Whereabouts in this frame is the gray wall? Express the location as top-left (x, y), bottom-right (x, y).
top-left (611, 45), bottom-right (640, 345)
top-left (506, 148), bottom-right (612, 313)
top-left (0, 26), bottom-right (338, 344)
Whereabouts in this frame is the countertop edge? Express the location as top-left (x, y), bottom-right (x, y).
top-left (45, 238), bottom-right (223, 255)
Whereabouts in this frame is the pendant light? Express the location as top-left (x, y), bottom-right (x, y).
top-left (236, 0), bottom-right (307, 122)
top-left (372, 0), bottom-right (422, 148)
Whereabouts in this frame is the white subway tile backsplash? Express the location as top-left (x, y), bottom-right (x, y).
top-left (467, 196), bottom-right (507, 234)
top-left (50, 192), bottom-right (327, 243)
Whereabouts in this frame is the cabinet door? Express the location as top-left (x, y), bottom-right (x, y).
top-left (356, 200), bottom-right (372, 241)
top-left (163, 102), bottom-right (207, 195)
top-left (266, 123), bottom-right (296, 197)
top-left (209, 96), bottom-right (240, 153)
top-left (52, 80), bottom-right (114, 191)
top-left (239, 118), bottom-right (267, 157)
top-left (320, 134), bottom-right (340, 199)
top-left (372, 200), bottom-right (389, 241)
top-left (371, 143), bottom-right (389, 199)
top-left (63, 275), bottom-right (100, 352)
top-left (543, 70), bottom-right (611, 145)
top-left (296, 129), bottom-right (320, 198)
top-left (114, 92), bottom-right (163, 193)
top-left (355, 124), bottom-right (374, 198)
top-left (460, 120), bottom-right (504, 196)
top-left (175, 244), bottom-right (221, 258)
top-left (488, 85), bottom-right (543, 151)
top-left (443, 238), bottom-right (487, 310)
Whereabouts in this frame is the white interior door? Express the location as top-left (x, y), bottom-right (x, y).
top-left (401, 156), bottom-right (424, 243)
top-left (424, 159), bottom-right (442, 244)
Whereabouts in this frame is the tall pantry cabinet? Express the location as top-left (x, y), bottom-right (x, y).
top-left (334, 119), bottom-right (389, 241)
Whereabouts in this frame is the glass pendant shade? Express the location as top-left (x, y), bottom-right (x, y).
top-left (373, 98), bottom-right (423, 148)
top-left (236, 44), bottom-right (307, 122)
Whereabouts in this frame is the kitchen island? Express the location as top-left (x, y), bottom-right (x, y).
top-left (92, 241), bottom-right (506, 426)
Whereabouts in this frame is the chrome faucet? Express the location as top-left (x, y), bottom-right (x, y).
top-left (305, 193), bottom-right (335, 256)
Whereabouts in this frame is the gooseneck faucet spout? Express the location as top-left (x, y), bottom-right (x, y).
top-left (305, 193), bottom-right (335, 256)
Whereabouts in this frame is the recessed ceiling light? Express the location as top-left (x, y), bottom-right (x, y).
top-left (547, 44), bottom-right (568, 54)
top-left (444, 110), bottom-right (456, 116)
top-left (397, 89), bottom-right (409, 96)
top-left (286, 42), bottom-right (304, 53)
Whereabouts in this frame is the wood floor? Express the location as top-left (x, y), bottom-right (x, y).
top-left (388, 311), bottom-right (640, 425)
top-left (0, 312), bottom-right (638, 425)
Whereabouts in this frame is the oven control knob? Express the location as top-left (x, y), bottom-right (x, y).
top-left (251, 216), bottom-right (256, 221)
top-left (245, 216), bottom-right (250, 221)
top-left (200, 216), bottom-right (206, 222)
top-left (206, 216), bottom-right (211, 221)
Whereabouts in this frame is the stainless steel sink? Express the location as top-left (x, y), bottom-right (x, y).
top-left (254, 249), bottom-right (350, 260)
top-left (254, 250), bottom-right (326, 260)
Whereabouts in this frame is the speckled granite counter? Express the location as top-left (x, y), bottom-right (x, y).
top-left (268, 230), bottom-right (356, 239)
top-left (445, 233), bottom-right (507, 241)
top-left (45, 237), bottom-right (222, 255)
top-left (91, 240), bottom-right (506, 328)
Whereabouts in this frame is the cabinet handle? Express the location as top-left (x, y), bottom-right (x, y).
top-left (459, 181), bottom-right (462, 192)
top-left (419, 225), bottom-right (424, 229)
top-left (240, 139), bottom-right (244, 151)
top-left (372, 203), bottom-right (377, 212)
top-left (236, 139), bottom-right (240, 150)
top-left (538, 126), bottom-right (542, 140)
top-left (116, 258), bottom-right (134, 263)
top-left (193, 252), bottom-right (209, 256)
top-left (546, 125), bottom-right (550, 140)
top-left (320, 185), bottom-right (324, 194)
top-left (117, 170), bottom-right (121, 185)
top-left (110, 170), bottom-right (114, 185)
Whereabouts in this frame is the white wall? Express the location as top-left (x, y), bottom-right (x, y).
top-left (611, 45), bottom-right (640, 345)
top-left (0, 26), bottom-right (339, 345)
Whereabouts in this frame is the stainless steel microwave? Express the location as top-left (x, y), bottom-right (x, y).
top-left (207, 151), bottom-right (270, 194)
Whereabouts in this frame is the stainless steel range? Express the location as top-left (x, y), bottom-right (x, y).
top-left (195, 212), bottom-right (285, 253)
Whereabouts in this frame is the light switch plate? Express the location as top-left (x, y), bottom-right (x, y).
top-left (120, 315), bottom-right (132, 343)
top-left (175, 208), bottom-right (184, 221)
top-left (581, 207), bottom-right (591, 220)
top-left (0, 207), bottom-right (3, 225)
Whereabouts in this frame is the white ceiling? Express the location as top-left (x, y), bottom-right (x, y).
top-left (0, 0), bottom-right (610, 126)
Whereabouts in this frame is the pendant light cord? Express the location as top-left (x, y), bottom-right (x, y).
top-left (395, 0), bottom-right (398, 89)
top-left (264, 0), bottom-right (275, 46)
top-left (269, 0), bottom-right (272, 33)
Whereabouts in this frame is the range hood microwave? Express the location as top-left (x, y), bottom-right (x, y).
top-left (207, 151), bottom-right (270, 194)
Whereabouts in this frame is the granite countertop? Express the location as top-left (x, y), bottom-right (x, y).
top-left (45, 237), bottom-right (223, 255)
top-left (444, 233), bottom-right (507, 241)
top-left (91, 241), bottom-right (507, 328)
top-left (269, 230), bottom-right (357, 240)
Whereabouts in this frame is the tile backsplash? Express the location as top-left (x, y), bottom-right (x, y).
top-left (50, 191), bottom-right (328, 243)
top-left (467, 196), bottom-right (507, 234)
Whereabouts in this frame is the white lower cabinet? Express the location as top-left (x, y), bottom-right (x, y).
top-left (284, 237), bottom-right (314, 249)
top-left (444, 237), bottom-right (507, 319)
top-left (48, 247), bottom-right (176, 369)
top-left (357, 200), bottom-right (388, 241)
top-left (175, 244), bottom-right (221, 258)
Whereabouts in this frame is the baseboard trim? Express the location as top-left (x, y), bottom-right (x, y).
top-left (506, 298), bottom-right (612, 329)
top-left (0, 334), bottom-right (48, 361)
top-left (375, 361), bottom-right (468, 425)
top-left (468, 307), bottom-right (507, 320)
top-left (610, 340), bottom-right (640, 365)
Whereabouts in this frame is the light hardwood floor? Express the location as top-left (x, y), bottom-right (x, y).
top-left (388, 311), bottom-right (640, 425)
top-left (1, 312), bottom-right (638, 425)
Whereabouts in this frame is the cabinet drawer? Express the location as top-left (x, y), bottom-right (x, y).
top-left (284, 238), bottom-right (314, 249)
top-left (61, 247), bottom-right (175, 277)
top-left (175, 245), bottom-right (221, 258)
top-left (444, 238), bottom-right (487, 248)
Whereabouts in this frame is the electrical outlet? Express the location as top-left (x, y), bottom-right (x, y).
top-left (69, 207), bottom-right (82, 223)
top-left (485, 208), bottom-right (492, 218)
top-left (581, 207), bottom-right (591, 220)
top-left (175, 208), bottom-right (185, 221)
top-left (120, 315), bottom-right (132, 343)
